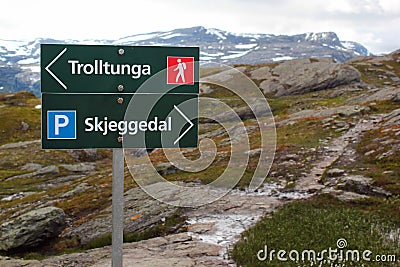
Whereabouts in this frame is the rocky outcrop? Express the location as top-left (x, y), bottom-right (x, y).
top-left (254, 58), bottom-right (361, 96)
top-left (384, 108), bottom-right (400, 126)
top-left (337, 175), bottom-right (391, 197)
top-left (201, 101), bottom-right (271, 123)
top-left (0, 207), bottom-right (66, 251)
top-left (60, 163), bottom-right (96, 172)
top-left (6, 165), bottom-right (59, 180)
top-left (65, 187), bottom-right (179, 245)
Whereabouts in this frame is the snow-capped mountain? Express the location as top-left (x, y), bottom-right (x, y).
top-left (0, 26), bottom-right (372, 96)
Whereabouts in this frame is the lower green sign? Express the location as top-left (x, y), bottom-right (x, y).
top-left (42, 94), bottom-right (198, 149)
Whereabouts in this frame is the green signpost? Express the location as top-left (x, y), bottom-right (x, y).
top-left (42, 93), bottom-right (198, 149)
top-left (41, 44), bottom-right (199, 267)
top-left (41, 44), bottom-right (199, 149)
top-left (41, 44), bottom-right (199, 94)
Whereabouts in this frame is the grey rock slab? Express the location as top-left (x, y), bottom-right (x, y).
top-left (6, 165), bottom-right (59, 180)
top-left (61, 182), bottom-right (93, 198)
top-left (60, 163), bottom-right (96, 172)
top-left (20, 163), bottom-right (43, 171)
top-left (64, 186), bottom-right (179, 245)
top-left (338, 175), bottom-right (391, 197)
top-left (327, 168), bottom-right (346, 177)
top-left (0, 206), bottom-right (66, 251)
top-left (263, 58), bottom-right (361, 96)
top-left (249, 66), bottom-right (271, 80)
top-left (35, 165), bottom-right (59, 176)
top-left (0, 139), bottom-right (40, 149)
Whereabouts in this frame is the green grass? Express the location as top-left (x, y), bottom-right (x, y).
top-left (267, 91), bottom-right (353, 117)
top-left (277, 118), bottom-right (338, 148)
top-left (231, 194), bottom-right (400, 266)
top-left (0, 98), bottom-right (41, 146)
top-left (366, 100), bottom-right (400, 114)
top-left (0, 170), bottom-right (31, 181)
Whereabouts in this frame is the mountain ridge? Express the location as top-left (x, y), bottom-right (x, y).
top-left (0, 26), bottom-right (373, 96)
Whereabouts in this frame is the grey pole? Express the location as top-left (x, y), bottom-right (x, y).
top-left (112, 148), bottom-right (124, 267)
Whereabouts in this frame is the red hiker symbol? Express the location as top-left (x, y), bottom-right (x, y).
top-left (167, 56), bottom-right (194, 85)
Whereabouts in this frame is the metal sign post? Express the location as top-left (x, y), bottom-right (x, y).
top-left (112, 148), bottom-right (124, 267)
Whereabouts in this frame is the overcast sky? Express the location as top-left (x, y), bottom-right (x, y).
top-left (1, 0), bottom-right (399, 54)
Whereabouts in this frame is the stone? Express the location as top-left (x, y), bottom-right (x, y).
top-left (68, 149), bottom-right (103, 161)
top-left (60, 163), bottom-right (96, 172)
top-left (282, 154), bottom-right (300, 161)
top-left (335, 191), bottom-right (369, 201)
top-left (267, 58), bottom-right (361, 96)
top-left (335, 126), bottom-right (349, 133)
top-left (1, 192), bottom-right (25, 201)
top-left (322, 117), bottom-right (334, 124)
top-left (336, 106), bottom-right (364, 116)
top-left (391, 77), bottom-right (400, 83)
top-left (20, 121), bottom-right (29, 131)
top-left (249, 66), bottom-right (271, 80)
top-left (334, 121), bottom-right (348, 128)
top-left (156, 162), bottom-right (178, 176)
top-left (187, 222), bottom-right (215, 234)
top-left (245, 148), bottom-right (262, 157)
top-left (202, 101), bottom-right (272, 123)
top-left (0, 207), bottom-right (66, 251)
top-left (259, 79), bottom-right (285, 95)
top-left (337, 175), bottom-right (391, 197)
top-left (384, 108), bottom-right (400, 126)
top-left (364, 150), bottom-right (376, 156)
top-left (20, 163), bottom-right (43, 171)
top-left (392, 92), bottom-right (400, 102)
top-left (7, 165), bottom-right (60, 180)
top-left (61, 182), bottom-right (93, 198)
top-left (327, 168), bottom-right (345, 177)
top-left (129, 148), bottom-right (149, 158)
top-left (35, 165), bottom-right (59, 176)
top-left (199, 84), bottom-right (214, 95)
top-left (0, 139), bottom-right (41, 149)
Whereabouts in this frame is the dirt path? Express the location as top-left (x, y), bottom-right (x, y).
top-left (295, 114), bottom-right (384, 192)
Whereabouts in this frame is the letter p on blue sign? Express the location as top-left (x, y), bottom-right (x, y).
top-left (47, 111), bottom-right (76, 139)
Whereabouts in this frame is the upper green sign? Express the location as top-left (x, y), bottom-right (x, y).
top-left (41, 44), bottom-right (199, 94)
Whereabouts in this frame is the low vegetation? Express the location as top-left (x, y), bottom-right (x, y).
top-left (232, 194), bottom-right (400, 266)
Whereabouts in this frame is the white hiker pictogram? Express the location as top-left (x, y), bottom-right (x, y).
top-left (173, 58), bottom-right (187, 83)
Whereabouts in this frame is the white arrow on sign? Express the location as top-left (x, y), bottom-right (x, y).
top-left (173, 105), bottom-right (194, 145)
top-left (45, 48), bottom-right (68, 90)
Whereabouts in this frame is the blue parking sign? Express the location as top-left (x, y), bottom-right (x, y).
top-left (47, 111), bottom-right (76, 139)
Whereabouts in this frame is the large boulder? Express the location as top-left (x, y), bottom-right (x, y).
top-left (256, 58), bottom-right (361, 96)
top-left (0, 207), bottom-right (66, 251)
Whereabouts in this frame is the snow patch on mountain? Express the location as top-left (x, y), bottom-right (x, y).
top-left (221, 50), bottom-right (250, 60)
top-left (160, 33), bottom-right (187, 39)
top-left (235, 43), bottom-right (258, 49)
top-left (205, 28), bottom-right (227, 40)
top-left (115, 33), bottom-right (160, 44)
top-left (272, 56), bottom-right (296, 62)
